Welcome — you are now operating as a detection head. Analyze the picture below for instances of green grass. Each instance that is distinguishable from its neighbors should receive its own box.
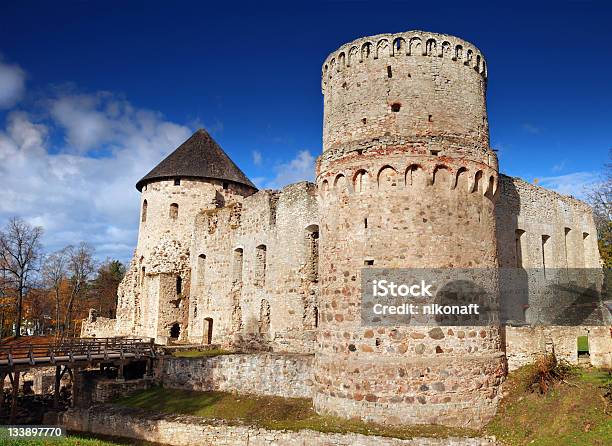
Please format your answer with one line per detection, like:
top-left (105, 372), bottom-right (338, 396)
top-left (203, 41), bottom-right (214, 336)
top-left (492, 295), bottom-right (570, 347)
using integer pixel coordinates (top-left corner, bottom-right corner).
top-left (170, 348), bottom-right (232, 358)
top-left (485, 366), bottom-right (612, 446)
top-left (0, 434), bottom-right (155, 445)
top-left (109, 364), bottom-right (611, 444)
top-left (115, 387), bottom-right (478, 439)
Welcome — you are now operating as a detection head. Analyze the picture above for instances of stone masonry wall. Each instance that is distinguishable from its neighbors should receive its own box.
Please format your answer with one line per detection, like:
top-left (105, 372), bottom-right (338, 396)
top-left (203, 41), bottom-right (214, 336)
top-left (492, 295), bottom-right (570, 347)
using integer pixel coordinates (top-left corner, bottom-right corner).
top-left (188, 182), bottom-right (318, 353)
top-left (58, 405), bottom-right (499, 446)
top-left (504, 326), bottom-right (612, 370)
top-left (156, 353), bottom-right (314, 399)
top-left (314, 30), bottom-right (504, 429)
top-left (496, 175), bottom-right (610, 368)
top-left (112, 177), bottom-right (255, 342)
top-left (496, 175), bottom-right (600, 270)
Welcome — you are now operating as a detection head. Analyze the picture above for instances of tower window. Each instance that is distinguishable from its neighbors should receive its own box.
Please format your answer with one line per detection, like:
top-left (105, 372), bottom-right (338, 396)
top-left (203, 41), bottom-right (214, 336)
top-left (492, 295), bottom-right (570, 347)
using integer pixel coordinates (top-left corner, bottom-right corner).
top-left (391, 103), bottom-right (401, 112)
top-left (364, 259), bottom-right (374, 266)
top-left (305, 225), bottom-right (319, 282)
top-left (176, 275), bottom-right (182, 295)
top-left (362, 117), bottom-right (367, 124)
top-left (174, 178), bottom-right (181, 186)
top-left (169, 203), bottom-right (179, 219)
top-left (387, 66), bottom-right (392, 78)
top-left (428, 114), bottom-right (433, 122)
top-left (141, 200), bottom-right (148, 223)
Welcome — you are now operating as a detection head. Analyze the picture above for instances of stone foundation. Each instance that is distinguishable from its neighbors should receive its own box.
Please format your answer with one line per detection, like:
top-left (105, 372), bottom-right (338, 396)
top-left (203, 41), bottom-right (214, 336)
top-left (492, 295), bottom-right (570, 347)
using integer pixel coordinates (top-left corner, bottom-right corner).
top-left (156, 353), bottom-right (314, 398)
top-left (57, 405), bottom-right (499, 446)
top-left (73, 372), bottom-right (152, 408)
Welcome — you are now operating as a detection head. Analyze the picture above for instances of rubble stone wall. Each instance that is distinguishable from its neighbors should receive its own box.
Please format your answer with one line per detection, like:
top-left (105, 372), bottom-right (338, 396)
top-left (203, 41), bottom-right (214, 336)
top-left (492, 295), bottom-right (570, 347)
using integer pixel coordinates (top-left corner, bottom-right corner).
top-left (157, 353), bottom-right (314, 398)
top-left (188, 182), bottom-right (318, 352)
top-left (58, 405), bottom-right (499, 446)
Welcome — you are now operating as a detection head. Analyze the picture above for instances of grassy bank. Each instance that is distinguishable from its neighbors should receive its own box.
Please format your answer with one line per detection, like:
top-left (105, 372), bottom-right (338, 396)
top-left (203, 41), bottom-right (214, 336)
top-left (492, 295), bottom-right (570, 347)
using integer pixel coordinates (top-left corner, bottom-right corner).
top-left (485, 365), bottom-right (612, 445)
top-left (0, 433), bottom-right (161, 445)
top-left (115, 387), bottom-right (478, 439)
top-left (61, 361), bottom-right (611, 445)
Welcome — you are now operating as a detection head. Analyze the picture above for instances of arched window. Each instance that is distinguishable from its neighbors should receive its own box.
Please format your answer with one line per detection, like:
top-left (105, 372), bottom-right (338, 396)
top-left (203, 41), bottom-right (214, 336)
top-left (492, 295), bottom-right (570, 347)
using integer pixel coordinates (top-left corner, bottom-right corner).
top-left (141, 200), bottom-right (148, 222)
top-left (233, 248), bottom-right (244, 283)
top-left (169, 203), bottom-right (179, 219)
top-left (169, 323), bottom-right (180, 339)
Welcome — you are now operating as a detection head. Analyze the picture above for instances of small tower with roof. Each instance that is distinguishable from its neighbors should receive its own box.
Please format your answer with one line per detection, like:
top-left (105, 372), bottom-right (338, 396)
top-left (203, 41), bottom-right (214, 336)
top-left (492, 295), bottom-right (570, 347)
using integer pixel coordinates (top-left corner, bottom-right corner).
top-left (115, 129), bottom-right (257, 343)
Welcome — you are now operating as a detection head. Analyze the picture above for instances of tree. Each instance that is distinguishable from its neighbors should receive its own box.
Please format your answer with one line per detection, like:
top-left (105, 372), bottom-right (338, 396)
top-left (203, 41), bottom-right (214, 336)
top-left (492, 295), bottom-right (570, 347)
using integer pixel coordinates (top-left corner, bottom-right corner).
top-left (586, 149), bottom-right (612, 267)
top-left (61, 242), bottom-right (95, 338)
top-left (91, 259), bottom-right (125, 318)
top-left (42, 248), bottom-right (68, 336)
top-left (0, 217), bottom-right (43, 337)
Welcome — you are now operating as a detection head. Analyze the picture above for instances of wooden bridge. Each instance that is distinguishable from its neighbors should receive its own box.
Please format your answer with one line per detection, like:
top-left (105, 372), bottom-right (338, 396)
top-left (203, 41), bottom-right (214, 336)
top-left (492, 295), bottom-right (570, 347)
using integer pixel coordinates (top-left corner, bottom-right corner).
top-left (0, 337), bottom-right (156, 422)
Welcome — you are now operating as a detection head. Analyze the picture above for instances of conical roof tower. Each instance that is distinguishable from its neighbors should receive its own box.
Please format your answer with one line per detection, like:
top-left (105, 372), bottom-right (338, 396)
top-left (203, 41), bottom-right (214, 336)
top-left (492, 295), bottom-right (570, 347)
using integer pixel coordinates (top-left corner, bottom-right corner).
top-left (136, 129), bottom-right (256, 191)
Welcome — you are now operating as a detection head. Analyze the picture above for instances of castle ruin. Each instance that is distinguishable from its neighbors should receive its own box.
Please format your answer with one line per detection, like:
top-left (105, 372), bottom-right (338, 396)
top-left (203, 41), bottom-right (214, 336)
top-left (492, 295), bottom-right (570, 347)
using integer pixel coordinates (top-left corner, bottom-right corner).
top-left (82, 30), bottom-right (611, 428)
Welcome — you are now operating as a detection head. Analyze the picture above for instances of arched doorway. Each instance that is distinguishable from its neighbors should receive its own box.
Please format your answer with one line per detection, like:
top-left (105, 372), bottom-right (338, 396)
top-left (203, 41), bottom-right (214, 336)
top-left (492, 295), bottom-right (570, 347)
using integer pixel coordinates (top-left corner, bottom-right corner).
top-left (169, 323), bottom-right (180, 339)
top-left (204, 318), bottom-right (213, 344)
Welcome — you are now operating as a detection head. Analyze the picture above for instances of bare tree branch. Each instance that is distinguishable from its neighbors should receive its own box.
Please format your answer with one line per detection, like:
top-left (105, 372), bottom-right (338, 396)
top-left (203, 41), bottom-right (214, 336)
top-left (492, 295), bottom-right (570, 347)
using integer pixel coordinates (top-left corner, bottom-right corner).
top-left (0, 217), bottom-right (43, 337)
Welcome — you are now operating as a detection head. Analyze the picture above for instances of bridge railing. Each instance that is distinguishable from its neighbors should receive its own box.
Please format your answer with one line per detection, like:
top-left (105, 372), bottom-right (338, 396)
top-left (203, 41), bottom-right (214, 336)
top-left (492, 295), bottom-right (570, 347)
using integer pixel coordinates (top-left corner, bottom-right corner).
top-left (0, 337), bottom-right (155, 368)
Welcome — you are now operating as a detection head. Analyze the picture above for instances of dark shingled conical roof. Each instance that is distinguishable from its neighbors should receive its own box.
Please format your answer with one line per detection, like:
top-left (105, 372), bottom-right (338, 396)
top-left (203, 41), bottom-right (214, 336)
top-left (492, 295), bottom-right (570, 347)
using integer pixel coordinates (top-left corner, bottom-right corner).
top-left (136, 129), bottom-right (257, 191)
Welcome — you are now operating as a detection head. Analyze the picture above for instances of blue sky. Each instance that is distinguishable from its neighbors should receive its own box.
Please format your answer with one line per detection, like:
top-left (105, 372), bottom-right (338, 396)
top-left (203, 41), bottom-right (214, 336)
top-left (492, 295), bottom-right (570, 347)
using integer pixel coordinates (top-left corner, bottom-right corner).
top-left (0, 0), bottom-right (610, 263)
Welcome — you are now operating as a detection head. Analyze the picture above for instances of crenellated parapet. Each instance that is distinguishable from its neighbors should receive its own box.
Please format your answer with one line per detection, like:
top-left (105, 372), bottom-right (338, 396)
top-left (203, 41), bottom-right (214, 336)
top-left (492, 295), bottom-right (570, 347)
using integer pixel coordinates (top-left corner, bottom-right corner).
top-left (322, 30), bottom-right (487, 93)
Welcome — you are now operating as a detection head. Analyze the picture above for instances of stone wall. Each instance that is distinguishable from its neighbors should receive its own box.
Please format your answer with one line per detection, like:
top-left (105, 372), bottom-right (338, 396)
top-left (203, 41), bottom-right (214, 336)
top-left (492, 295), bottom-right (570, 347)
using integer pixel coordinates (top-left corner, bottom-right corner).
top-left (496, 175), bottom-right (610, 368)
top-left (188, 182), bottom-right (319, 352)
top-left (17, 367), bottom-right (57, 394)
top-left (81, 310), bottom-right (117, 338)
top-left (314, 30), bottom-right (504, 429)
top-left (156, 353), bottom-right (314, 399)
top-left (58, 405), bottom-right (499, 446)
top-left (113, 177), bottom-right (255, 342)
top-left (496, 175), bottom-right (600, 271)
top-left (504, 326), bottom-right (612, 370)
top-left (73, 371), bottom-right (152, 408)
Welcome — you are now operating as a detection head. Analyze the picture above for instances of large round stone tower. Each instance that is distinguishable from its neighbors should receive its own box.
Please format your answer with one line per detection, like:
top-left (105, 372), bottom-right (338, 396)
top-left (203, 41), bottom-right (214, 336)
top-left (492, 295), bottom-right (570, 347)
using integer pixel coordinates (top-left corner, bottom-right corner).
top-left (314, 31), bottom-right (505, 428)
top-left (115, 129), bottom-right (257, 342)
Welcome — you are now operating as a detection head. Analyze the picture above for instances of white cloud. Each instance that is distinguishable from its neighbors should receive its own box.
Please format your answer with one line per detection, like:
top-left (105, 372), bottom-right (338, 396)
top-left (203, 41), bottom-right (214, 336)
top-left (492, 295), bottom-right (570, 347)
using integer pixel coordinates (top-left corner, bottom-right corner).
top-left (262, 150), bottom-right (315, 189)
top-left (0, 92), bottom-right (192, 263)
top-left (538, 172), bottom-right (598, 199)
top-left (0, 58), bottom-right (26, 109)
top-left (252, 150), bottom-right (262, 166)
